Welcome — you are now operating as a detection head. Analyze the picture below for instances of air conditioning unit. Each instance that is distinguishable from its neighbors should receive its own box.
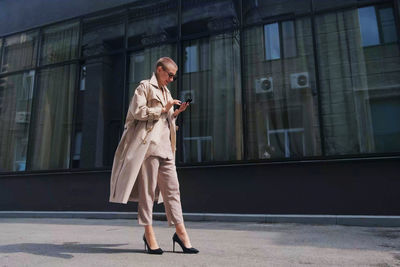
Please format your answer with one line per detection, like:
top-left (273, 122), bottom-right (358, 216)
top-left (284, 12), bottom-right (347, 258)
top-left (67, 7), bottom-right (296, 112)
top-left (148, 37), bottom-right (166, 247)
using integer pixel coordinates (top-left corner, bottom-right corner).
top-left (180, 90), bottom-right (195, 104)
top-left (290, 72), bottom-right (309, 89)
top-left (255, 77), bottom-right (273, 94)
top-left (15, 111), bottom-right (30, 123)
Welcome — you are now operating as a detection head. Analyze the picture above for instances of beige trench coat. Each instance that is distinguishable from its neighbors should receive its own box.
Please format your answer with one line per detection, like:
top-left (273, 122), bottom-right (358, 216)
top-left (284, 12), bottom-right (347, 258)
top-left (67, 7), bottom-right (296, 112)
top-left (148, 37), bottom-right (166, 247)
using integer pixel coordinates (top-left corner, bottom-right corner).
top-left (109, 73), bottom-right (177, 204)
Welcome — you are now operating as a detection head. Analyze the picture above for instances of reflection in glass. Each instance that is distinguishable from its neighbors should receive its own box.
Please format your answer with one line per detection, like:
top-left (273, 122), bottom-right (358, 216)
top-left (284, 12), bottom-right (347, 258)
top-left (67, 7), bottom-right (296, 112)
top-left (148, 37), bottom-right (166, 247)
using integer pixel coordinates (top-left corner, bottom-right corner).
top-left (127, 0), bottom-right (177, 48)
top-left (282, 21), bottom-right (297, 58)
top-left (0, 72), bottom-right (35, 172)
top-left (182, 0), bottom-right (239, 36)
top-left (264, 23), bottom-right (280, 60)
top-left (378, 7), bottom-right (397, 44)
top-left (1, 31), bottom-right (38, 73)
top-left (181, 32), bottom-right (243, 163)
top-left (82, 10), bottom-right (125, 57)
top-left (128, 44), bottom-right (177, 100)
top-left (183, 40), bottom-right (209, 73)
top-left (28, 65), bottom-right (76, 170)
top-left (40, 21), bottom-right (79, 65)
top-left (184, 45), bottom-right (198, 73)
top-left (244, 17), bottom-right (321, 160)
top-left (358, 6), bottom-right (380, 47)
top-left (316, 6), bottom-right (400, 155)
top-left (72, 55), bottom-right (124, 168)
top-left (244, 0), bottom-right (310, 25)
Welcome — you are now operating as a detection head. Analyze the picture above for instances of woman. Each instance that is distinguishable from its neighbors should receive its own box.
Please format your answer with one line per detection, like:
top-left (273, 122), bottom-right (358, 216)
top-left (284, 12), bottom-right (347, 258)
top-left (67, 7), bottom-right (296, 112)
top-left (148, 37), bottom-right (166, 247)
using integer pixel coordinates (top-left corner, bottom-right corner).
top-left (109, 57), bottom-right (198, 255)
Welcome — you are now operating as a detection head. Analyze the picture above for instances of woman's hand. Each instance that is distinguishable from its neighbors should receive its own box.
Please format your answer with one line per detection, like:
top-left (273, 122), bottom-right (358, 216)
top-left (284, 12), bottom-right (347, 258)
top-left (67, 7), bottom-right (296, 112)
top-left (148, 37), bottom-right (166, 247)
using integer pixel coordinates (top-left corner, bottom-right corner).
top-left (177, 102), bottom-right (189, 113)
top-left (162, 99), bottom-right (181, 113)
top-left (173, 101), bottom-right (189, 117)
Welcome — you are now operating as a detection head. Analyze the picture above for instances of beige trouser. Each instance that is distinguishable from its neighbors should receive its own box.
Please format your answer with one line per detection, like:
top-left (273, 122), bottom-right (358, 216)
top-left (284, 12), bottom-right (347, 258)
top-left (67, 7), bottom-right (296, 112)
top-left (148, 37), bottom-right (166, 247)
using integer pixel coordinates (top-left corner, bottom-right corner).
top-left (137, 156), bottom-right (184, 226)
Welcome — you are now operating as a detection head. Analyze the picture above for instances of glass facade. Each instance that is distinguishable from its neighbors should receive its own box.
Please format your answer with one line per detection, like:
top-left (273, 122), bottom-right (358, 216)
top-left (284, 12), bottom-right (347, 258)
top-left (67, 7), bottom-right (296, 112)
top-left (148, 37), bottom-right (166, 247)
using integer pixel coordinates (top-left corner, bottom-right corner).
top-left (28, 65), bottom-right (77, 170)
top-left (315, 5), bottom-right (400, 155)
top-left (0, 0), bottom-right (399, 173)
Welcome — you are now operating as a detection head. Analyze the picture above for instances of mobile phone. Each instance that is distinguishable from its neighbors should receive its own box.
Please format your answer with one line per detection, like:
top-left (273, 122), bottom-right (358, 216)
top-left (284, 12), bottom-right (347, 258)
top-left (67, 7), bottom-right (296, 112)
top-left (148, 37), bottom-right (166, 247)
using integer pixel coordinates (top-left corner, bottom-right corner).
top-left (185, 98), bottom-right (192, 103)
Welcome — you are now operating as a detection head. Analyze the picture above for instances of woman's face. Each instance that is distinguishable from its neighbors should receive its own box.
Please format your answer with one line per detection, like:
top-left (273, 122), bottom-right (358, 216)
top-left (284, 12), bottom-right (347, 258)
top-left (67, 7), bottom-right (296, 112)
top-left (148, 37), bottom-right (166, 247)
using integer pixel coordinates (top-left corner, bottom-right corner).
top-left (157, 64), bottom-right (177, 87)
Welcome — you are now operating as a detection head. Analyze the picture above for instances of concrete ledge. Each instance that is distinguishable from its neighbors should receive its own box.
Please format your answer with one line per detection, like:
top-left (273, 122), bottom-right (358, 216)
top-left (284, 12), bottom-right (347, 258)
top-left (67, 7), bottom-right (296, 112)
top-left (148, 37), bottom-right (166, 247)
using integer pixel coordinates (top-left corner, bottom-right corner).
top-left (1, 211), bottom-right (400, 227)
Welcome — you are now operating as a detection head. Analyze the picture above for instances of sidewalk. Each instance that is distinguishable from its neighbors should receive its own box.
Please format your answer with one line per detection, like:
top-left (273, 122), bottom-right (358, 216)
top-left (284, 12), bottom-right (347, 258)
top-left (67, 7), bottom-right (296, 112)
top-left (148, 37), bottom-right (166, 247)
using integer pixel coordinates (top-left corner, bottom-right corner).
top-left (0, 218), bottom-right (399, 267)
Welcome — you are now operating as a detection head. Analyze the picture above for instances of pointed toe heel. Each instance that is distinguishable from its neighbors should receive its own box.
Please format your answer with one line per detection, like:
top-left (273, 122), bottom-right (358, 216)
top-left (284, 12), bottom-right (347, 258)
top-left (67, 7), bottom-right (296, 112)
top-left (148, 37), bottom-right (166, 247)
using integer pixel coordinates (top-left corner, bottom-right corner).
top-left (172, 233), bottom-right (199, 254)
top-left (143, 234), bottom-right (163, 255)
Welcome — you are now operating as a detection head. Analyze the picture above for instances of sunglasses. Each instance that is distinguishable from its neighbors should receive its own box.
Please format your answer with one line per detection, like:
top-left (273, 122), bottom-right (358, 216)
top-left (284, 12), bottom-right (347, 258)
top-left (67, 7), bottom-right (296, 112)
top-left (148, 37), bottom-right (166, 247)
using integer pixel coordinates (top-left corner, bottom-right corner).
top-left (162, 66), bottom-right (178, 81)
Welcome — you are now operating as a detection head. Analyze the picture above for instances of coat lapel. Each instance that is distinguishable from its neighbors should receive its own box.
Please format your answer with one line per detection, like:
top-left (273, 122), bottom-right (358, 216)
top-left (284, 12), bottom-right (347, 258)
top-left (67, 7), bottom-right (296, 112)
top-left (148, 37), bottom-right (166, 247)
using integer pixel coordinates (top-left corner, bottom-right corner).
top-left (149, 73), bottom-right (166, 106)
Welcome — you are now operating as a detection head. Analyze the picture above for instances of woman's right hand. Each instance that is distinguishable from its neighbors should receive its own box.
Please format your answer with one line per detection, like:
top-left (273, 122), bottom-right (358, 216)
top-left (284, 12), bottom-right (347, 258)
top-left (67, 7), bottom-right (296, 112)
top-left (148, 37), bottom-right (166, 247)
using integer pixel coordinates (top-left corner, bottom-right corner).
top-left (163, 99), bottom-right (181, 113)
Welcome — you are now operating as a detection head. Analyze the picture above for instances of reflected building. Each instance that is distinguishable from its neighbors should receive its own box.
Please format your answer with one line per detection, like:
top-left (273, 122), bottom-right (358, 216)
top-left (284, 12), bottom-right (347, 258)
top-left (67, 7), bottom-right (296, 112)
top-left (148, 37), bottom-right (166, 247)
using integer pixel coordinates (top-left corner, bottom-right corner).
top-left (0, 0), bottom-right (399, 215)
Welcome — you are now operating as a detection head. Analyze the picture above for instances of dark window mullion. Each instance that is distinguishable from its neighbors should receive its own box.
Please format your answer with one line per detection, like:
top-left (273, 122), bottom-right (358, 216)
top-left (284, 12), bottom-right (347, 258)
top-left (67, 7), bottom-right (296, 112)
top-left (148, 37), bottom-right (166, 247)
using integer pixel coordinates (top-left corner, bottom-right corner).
top-left (69, 19), bottom-right (83, 169)
top-left (69, 61), bottom-right (81, 169)
top-left (310, 0), bottom-right (326, 156)
top-left (279, 21), bottom-right (284, 58)
top-left (24, 74), bottom-right (39, 171)
top-left (375, 6), bottom-right (385, 45)
top-left (25, 27), bottom-right (43, 171)
top-left (239, 0), bottom-right (248, 160)
top-left (122, 8), bottom-right (129, 134)
top-left (177, 0), bottom-right (185, 164)
top-left (394, 0), bottom-right (400, 43)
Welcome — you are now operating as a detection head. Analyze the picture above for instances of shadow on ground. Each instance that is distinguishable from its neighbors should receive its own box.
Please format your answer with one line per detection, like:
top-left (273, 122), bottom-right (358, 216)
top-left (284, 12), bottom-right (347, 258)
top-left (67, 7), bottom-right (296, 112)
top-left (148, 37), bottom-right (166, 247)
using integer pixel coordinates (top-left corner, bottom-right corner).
top-left (0, 242), bottom-right (142, 259)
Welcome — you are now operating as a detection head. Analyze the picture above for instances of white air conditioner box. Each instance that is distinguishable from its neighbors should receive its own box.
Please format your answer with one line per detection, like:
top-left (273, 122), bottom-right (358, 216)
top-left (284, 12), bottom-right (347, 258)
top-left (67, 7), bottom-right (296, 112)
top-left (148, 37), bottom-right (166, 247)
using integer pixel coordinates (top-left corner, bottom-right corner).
top-left (290, 72), bottom-right (309, 89)
top-left (255, 77), bottom-right (273, 93)
top-left (15, 111), bottom-right (30, 123)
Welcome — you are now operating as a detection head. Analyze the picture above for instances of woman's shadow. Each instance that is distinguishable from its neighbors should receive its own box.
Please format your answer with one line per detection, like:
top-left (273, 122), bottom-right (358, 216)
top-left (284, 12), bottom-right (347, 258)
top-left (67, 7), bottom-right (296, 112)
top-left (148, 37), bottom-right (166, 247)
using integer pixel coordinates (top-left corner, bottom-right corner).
top-left (0, 242), bottom-right (143, 259)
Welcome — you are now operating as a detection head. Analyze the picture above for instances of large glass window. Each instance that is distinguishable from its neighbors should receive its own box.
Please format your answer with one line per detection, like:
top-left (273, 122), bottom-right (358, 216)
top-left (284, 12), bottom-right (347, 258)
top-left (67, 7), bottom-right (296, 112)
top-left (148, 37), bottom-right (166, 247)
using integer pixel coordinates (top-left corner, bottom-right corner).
top-left (315, 5), bottom-right (400, 155)
top-left (82, 10), bottom-right (125, 57)
top-left (72, 54), bottom-right (124, 169)
top-left (1, 31), bottom-right (38, 73)
top-left (243, 16), bottom-right (321, 160)
top-left (180, 31), bottom-right (243, 163)
top-left (40, 21), bottom-right (79, 65)
top-left (127, 0), bottom-right (177, 49)
top-left (0, 71), bottom-right (35, 172)
top-left (28, 65), bottom-right (76, 170)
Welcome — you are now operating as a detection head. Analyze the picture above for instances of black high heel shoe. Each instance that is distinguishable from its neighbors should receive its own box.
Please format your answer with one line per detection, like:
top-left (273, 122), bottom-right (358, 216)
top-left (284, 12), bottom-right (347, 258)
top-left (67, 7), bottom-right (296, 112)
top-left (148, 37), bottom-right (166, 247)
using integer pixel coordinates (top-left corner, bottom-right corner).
top-left (143, 234), bottom-right (163, 255)
top-left (172, 233), bottom-right (199, 254)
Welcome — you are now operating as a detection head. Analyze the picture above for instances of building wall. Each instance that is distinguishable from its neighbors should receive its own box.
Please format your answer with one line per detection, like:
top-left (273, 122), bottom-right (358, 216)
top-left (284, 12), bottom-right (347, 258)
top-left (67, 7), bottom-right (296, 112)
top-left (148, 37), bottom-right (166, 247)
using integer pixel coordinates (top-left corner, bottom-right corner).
top-left (1, 157), bottom-right (399, 215)
top-left (0, 0), bottom-right (399, 214)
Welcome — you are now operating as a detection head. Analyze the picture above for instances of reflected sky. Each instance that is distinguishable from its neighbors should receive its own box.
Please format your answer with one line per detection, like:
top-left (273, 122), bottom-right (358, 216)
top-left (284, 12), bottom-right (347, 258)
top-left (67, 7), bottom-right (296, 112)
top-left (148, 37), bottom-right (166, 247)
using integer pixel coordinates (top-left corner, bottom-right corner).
top-left (358, 6), bottom-right (380, 47)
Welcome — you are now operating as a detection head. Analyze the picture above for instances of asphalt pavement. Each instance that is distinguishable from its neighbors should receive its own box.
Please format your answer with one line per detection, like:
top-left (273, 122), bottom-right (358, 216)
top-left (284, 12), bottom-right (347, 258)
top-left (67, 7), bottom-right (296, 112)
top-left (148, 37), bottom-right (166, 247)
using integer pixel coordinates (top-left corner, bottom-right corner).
top-left (0, 218), bottom-right (399, 267)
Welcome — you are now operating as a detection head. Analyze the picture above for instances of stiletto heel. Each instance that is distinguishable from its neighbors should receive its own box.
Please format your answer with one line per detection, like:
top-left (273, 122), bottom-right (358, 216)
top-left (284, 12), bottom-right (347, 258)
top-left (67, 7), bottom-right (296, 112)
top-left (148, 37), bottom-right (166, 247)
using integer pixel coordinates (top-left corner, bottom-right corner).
top-left (172, 233), bottom-right (199, 254)
top-left (143, 234), bottom-right (163, 255)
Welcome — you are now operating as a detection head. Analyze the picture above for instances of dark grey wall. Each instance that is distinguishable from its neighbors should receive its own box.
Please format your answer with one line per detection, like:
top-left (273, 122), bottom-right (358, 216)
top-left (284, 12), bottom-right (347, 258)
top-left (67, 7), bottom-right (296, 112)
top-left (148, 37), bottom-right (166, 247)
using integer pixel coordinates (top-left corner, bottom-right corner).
top-left (1, 158), bottom-right (399, 215)
top-left (0, 0), bottom-right (139, 36)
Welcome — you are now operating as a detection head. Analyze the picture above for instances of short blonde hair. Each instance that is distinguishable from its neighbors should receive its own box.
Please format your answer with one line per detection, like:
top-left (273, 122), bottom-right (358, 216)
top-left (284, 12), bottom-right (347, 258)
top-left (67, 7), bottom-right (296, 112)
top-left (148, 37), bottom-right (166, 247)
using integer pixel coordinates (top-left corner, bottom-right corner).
top-left (155, 57), bottom-right (178, 71)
